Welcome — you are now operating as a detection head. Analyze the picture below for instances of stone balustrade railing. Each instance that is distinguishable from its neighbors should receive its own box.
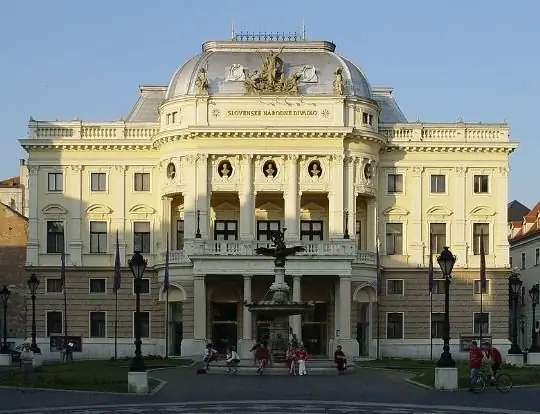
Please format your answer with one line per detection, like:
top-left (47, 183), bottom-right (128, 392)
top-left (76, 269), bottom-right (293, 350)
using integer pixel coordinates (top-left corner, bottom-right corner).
top-left (158, 240), bottom-right (376, 265)
top-left (26, 120), bottom-right (509, 143)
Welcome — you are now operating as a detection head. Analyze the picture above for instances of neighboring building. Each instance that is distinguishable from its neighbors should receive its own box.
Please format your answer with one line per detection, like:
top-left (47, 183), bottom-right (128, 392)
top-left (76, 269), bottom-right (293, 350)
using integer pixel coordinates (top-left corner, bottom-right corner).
top-left (509, 201), bottom-right (540, 350)
top-left (0, 202), bottom-right (29, 340)
top-left (19, 34), bottom-right (517, 361)
top-left (0, 159), bottom-right (29, 217)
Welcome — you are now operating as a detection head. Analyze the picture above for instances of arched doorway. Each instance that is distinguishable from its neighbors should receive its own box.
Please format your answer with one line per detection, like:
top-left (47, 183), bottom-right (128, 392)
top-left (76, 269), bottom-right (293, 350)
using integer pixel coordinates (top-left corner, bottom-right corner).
top-left (159, 283), bottom-right (186, 356)
top-left (353, 283), bottom-right (376, 358)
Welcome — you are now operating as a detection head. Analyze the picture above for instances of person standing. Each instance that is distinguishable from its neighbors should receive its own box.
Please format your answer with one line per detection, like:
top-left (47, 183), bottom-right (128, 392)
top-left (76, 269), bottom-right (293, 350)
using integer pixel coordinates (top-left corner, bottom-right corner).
top-left (19, 343), bottom-right (34, 392)
top-left (468, 340), bottom-right (484, 391)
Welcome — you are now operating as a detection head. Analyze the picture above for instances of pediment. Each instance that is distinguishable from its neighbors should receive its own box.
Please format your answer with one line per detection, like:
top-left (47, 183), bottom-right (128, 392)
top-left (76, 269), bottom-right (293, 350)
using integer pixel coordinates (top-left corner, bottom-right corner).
top-left (256, 202), bottom-right (282, 212)
top-left (129, 204), bottom-right (156, 214)
top-left (42, 204), bottom-right (68, 215)
top-left (86, 204), bottom-right (113, 215)
top-left (426, 205), bottom-right (453, 216)
top-left (382, 206), bottom-right (410, 216)
top-left (469, 206), bottom-right (496, 217)
top-left (300, 202), bottom-right (325, 212)
top-left (214, 201), bottom-right (239, 211)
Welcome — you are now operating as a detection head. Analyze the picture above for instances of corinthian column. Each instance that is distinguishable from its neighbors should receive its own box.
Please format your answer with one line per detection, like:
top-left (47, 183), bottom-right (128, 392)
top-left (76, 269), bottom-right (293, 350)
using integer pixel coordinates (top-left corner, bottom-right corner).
top-left (284, 155), bottom-right (299, 240)
top-left (239, 155), bottom-right (255, 240)
top-left (328, 155), bottom-right (345, 239)
top-left (195, 154), bottom-right (209, 238)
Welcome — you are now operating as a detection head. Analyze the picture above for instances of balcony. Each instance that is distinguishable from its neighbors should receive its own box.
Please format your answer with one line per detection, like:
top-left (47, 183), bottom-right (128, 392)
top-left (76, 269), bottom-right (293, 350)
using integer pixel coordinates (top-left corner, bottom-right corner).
top-left (159, 240), bottom-right (376, 266)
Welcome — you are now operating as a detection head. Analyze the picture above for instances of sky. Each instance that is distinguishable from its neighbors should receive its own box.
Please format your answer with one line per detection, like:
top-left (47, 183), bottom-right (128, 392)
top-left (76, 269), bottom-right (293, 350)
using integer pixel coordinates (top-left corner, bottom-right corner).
top-left (0, 0), bottom-right (538, 207)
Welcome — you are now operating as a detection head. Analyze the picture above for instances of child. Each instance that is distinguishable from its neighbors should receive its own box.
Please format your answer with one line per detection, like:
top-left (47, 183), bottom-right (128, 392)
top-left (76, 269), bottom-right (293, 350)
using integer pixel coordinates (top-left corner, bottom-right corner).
top-left (468, 340), bottom-right (484, 391)
top-left (295, 345), bottom-right (308, 376)
top-left (225, 346), bottom-right (240, 375)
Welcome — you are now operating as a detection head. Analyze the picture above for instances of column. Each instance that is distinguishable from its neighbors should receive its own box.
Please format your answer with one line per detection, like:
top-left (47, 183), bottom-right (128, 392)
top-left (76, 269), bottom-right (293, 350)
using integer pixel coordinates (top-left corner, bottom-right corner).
top-left (339, 276), bottom-right (352, 339)
top-left (68, 165), bottom-right (83, 266)
top-left (453, 167), bottom-right (467, 263)
top-left (242, 275), bottom-right (252, 339)
top-left (26, 166), bottom-right (39, 265)
top-left (195, 154), bottom-right (209, 238)
top-left (494, 166), bottom-right (510, 267)
top-left (344, 156), bottom-right (356, 240)
top-left (366, 198), bottom-right (377, 251)
top-left (183, 156), bottom-right (197, 239)
top-left (328, 155), bottom-right (345, 239)
top-left (291, 275), bottom-right (302, 339)
top-left (284, 155), bottom-right (300, 240)
top-left (161, 197), bottom-right (172, 249)
top-left (113, 166), bottom-right (126, 265)
top-left (239, 155), bottom-right (255, 240)
top-left (193, 275), bottom-right (207, 340)
top-left (409, 166), bottom-right (423, 264)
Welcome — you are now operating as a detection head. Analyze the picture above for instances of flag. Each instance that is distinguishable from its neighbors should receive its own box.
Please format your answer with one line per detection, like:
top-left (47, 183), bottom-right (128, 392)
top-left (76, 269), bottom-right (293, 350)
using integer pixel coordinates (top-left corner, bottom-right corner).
top-left (428, 231), bottom-right (434, 293)
top-left (163, 234), bottom-right (170, 292)
top-left (376, 241), bottom-right (382, 297)
top-left (60, 247), bottom-right (66, 288)
top-left (113, 231), bottom-right (121, 293)
top-left (479, 228), bottom-right (486, 291)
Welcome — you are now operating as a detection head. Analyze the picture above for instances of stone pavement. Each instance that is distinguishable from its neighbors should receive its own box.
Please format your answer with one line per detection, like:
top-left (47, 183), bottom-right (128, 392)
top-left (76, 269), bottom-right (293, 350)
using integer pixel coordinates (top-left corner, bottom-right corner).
top-left (0, 368), bottom-right (538, 413)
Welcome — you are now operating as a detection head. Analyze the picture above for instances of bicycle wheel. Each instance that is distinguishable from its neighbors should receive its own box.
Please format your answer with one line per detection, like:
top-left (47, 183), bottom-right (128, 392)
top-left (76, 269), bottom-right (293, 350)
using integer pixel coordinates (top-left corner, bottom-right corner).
top-left (471, 372), bottom-right (487, 393)
top-left (495, 373), bottom-right (512, 393)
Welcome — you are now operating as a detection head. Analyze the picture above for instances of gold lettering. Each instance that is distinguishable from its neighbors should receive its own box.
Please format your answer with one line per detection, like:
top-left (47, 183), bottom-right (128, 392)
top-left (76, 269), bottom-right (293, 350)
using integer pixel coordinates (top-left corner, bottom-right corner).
top-left (225, 109), bottom-right (319, 117)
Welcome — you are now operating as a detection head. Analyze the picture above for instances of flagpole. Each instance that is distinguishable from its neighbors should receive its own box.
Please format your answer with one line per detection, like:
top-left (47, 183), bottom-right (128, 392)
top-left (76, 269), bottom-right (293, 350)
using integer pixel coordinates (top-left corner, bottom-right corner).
top-left (61, 248), bottom-right (68, 362)
top-left (165, 233), bottom-right (170, 359)
top-left (430, 292), bottom-right (433, 360)
top-left (429, 231), bottom-right (434, 361)
top-left (479, 229), bottom-right (486, 346)
top-left (376, 239), bottom-right (381, 360)
top-left (115, 289), bottom-right (118, 359)
top-left (113, 230), bottom-right (122, 360)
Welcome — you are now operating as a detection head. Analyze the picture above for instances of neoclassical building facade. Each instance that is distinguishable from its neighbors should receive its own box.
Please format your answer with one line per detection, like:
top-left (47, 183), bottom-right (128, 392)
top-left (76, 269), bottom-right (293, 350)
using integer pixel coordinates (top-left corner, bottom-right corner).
top-left (20, 36), bottom-right (517, 360)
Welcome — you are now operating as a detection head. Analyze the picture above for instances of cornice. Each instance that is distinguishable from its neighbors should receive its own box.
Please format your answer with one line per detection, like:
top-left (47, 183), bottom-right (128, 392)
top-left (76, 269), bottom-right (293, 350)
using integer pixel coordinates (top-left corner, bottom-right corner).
top-left (384, 141), bottom-right (518, 154)
top-left (19, 140), bottom-right (155, 151)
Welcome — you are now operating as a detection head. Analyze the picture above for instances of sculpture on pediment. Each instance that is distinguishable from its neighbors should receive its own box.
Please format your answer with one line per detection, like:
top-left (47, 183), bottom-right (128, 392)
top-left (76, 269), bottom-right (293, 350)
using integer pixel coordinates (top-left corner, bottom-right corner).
top-left (195, 68), bottom-right (209, 95)
top-left (333, 67), bottom-right (344, 96)
top-left (243, 48), bottom-right (301, 96)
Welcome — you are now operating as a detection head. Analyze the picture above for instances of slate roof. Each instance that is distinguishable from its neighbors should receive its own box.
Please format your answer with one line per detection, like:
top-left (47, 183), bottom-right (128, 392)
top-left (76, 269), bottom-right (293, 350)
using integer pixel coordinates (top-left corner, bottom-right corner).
top-left (509, 201), bottom-right (540, 244)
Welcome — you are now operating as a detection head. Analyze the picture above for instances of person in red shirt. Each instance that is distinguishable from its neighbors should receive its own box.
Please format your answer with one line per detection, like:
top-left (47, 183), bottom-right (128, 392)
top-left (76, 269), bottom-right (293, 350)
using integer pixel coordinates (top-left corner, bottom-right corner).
top-left (255, 342), bottom-right (271, 373)
top-left (469, 340), bottom-right (484, 391)
top-left (295, 346), bottom-right (309, 376)
top-left (482, 341), bottom-right (502, 381)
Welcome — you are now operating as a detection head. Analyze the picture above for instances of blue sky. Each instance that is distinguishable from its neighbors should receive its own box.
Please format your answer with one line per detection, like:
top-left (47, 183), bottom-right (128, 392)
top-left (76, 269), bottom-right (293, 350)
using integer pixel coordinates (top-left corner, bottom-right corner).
top-left (1, 0), bottom-right (538, 207)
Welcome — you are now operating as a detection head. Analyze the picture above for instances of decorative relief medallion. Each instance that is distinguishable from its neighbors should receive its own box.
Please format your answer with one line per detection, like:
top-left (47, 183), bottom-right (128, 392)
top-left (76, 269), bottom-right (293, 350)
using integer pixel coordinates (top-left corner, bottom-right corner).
top-left (321, 109), bottom-right (330, 118)
top-left (308, 160), bottom-right (323, 178)
top-left (212, 108), bottom-right (221, 118)
top-left (166, 162), bottom-right (176, 179)
top-left (262, 159), bottom-right (278, 178)
top-left (225, 64), bottom-right (246, 82)
top-left (218, 160), bottom-right (233, 178)
top-left (298, 65), bottom-right (318, 83)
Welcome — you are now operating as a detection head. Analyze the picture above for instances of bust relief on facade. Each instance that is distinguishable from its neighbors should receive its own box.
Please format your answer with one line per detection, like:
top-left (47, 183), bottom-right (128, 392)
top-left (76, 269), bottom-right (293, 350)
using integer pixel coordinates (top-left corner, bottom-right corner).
top-left (263, 160), bottom-right (278, 178)
top-left (166, 162), bottom-right (176, 180)
top-left (218, 160), bottom-right (233, 178)
top-left (363, 163), bottom-right (373, 181)
top-left (308, 160), bottom-right (323, 178)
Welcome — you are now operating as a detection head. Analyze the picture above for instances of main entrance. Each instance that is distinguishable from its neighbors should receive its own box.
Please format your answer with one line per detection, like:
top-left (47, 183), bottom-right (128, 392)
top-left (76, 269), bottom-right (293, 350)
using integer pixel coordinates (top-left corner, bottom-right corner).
top-left (301, 302), bottom-right (328, 356)
top-left (211, 302), bottom-right (238, 354)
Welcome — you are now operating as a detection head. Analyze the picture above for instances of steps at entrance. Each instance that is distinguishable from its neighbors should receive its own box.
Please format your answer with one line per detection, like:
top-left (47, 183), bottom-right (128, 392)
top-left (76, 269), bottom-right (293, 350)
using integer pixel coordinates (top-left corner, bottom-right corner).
top-left (206, 359), bottom-right (355, 376)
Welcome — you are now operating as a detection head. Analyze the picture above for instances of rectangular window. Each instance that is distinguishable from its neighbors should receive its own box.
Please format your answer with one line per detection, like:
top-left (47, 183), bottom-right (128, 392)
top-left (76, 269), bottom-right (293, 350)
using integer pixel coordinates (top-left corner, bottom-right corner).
top-left (429, 223), bottom-right (446, 253)
top-left (133, 222), bottom-right (151, 253)
top-left (89, 278), bottom-right (106, 294)
top-left (385, 223), bottom-right (403, 255)
top-left (89, 312), bottom-right (106, 338)
top-left (133, 311), bottom-right (150, 338)
top-left (46, 278), bottom-right (63, 294)
top-left (132, 278), bottom-right (150, 295)
top-left (90, 221), bottom-right (108, 253)
top-left (473, 312), bottom-right (490, 335)
top-left (46, 311), bottom-right (63, 336)
top-left (473, 175), bottom-right (489, 193)
top-left (90, 172), bottom-right (107, 192)
top-left (431, 312), bottom-right (445, 339)
top-left (432, 279), bottom-right (445, 294)
top-left (46, 221), bottom-right (65, 254)
top-left (356, 220), bottom-right (361, 249)
top-left (387, 174), bottom-right (403, 193)
top-left (386, 313), bottom-right (404, 339)
top-left (430, 175), bottom-right (446, 193)
top-left (521, 252), bottom-right (526, 270)
top-left (134, 173), bottom-right (150, 192)
top-left (472, 223), bottom-right (489, 255)
top-left (362, 112), bottom-right (373, 125)
top-left (473, 279), bottom-right (490, 295)
top-left (176, 220), bottom-right (184, 249)
top-left (386, 279), bottom-right (404, 295)
top-left (300, 220), bottom-right (324, 241)
top-left (47, 172), bottom-right (63, 192)
top-left (257, 220), bottom-right (281, 241)
top-left (536, 248), bottom-right (540, 266)
top-left (214, 220), bottom-right (238, 241)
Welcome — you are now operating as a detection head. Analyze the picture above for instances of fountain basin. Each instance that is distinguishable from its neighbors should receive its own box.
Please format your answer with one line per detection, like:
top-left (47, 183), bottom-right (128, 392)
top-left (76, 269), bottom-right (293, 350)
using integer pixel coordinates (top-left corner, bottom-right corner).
top-left (244, 300), bottom-right (315, 317)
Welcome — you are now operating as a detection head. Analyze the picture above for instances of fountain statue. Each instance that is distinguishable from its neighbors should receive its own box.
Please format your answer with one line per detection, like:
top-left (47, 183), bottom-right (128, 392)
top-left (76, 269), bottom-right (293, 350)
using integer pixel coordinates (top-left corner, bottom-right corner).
top-left (245, 228), bottom-right (315, 361)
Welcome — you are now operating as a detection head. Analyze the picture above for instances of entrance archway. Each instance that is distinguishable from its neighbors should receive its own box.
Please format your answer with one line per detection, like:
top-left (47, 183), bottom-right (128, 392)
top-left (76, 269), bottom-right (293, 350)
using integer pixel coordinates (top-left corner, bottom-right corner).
top-left (353, 283), bottom-right (376, 358)
top-left (159, 283), bottom-right (186, 355)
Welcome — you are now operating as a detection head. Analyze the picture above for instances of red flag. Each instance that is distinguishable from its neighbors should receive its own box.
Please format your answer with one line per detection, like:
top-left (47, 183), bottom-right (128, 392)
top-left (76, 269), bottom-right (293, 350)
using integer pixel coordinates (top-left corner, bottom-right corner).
top-left (113, 231), bottom-right (121, 293)
top-left (479, 229), bottom-right (486, 291)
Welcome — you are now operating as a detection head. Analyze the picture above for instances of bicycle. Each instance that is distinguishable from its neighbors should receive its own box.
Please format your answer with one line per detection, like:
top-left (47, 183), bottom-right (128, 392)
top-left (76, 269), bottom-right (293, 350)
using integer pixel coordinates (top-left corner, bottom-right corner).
top-left (471, 368), bottom-right (512, 393)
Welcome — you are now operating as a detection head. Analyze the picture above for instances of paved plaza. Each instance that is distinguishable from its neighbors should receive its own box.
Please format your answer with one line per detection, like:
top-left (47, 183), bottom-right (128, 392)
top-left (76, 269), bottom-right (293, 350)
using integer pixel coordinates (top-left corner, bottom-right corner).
top-left (0, 368), bottom-right (538, 413)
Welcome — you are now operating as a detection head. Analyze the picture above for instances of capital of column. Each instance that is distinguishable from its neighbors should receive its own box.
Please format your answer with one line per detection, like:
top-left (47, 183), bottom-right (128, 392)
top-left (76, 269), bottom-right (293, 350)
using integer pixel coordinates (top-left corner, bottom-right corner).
top-left (193, 274), bottom-right (205, 281)
top-left (243, 274), bottom-right (253, 280)
top-left (339, 275), bottom-right (352, 280)
top-left (161, 196), bottom-right (173, 202)
top-left (292, 274), bottom-right (302, 281)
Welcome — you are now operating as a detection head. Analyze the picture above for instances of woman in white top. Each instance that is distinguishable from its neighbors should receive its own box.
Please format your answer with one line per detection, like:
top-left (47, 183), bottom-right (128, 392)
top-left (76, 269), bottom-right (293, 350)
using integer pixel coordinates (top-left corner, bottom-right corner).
top-left (226, 346), bottom-right (240, 375)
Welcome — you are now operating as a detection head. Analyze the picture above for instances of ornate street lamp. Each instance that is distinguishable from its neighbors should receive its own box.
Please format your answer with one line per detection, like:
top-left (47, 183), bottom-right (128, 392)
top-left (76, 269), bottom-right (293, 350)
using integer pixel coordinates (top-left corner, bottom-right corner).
top-left (436, 247), bottom-right (456, 367)
top-left (508, 271), bottom-right (522, 354)
top-left (0, 286), bottom-right (11, 354)
top-left (128, 251), bottom-right (147, 372)
top-left (343, 210), bottom-right (350, 239)
top-left (27, 274), bottom-right (41, 353)
top-left (529, 283), bottom-right (540, 352)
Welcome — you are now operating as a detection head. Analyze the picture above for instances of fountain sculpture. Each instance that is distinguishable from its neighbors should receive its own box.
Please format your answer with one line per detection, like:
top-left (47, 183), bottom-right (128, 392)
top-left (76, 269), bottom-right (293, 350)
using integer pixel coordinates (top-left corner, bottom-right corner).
top-left (244, 228), bottom-right (315, 361)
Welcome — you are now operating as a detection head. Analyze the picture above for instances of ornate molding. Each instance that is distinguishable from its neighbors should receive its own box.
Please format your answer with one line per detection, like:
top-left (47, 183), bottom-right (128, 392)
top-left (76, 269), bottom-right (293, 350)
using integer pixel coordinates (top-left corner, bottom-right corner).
top-left (69, 165), bottom-right (83, 173)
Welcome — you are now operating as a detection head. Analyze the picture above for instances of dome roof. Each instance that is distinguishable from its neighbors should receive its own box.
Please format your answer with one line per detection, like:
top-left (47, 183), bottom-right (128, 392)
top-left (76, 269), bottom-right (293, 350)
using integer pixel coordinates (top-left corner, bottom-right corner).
top-left (166, 40), bottom-right (372, 100)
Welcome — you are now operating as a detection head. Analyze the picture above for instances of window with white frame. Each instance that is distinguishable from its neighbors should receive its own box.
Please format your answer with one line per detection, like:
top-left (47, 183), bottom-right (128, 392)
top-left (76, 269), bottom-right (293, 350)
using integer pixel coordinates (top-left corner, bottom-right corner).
top-left (90, 172), bottom-right (107, 192)
top-left (431, 312), bottom-right (445, 338)
top-left (47, 172), bottom-right (63, 192)
top-left (46, 221), bottom-right (65, 253)
top-left (387, 174), bottom-right (403, 193)
top-left (429, 223), bottom-right (446, 253)
top-left (89, 311), bottom-right (106, 337)
top-left (385, 223), bottom-right (403, 255)
top-left (473, 312), bottom-right (490, 335)
top-left (90, 221), bottom-right (107, 254)
top-left (46, 311), bottom-right (63, 336)
top-left (134, 172), bottom-right (150, 192)
top-left (473, 279), bottom-right (490, 295)
top-left (133, 311), bottom-right (150, 338)
top-left (132, 278), bottom-right (150, 295)
top-left (46, 278), bottom-right (63, 294)
top-left (473, 175), bottom-right (489, 193)
top-left (386, 279), bottom-right (404, 295)
top-left (133, 222), bottom-right (151, 253)
top-left (386, 313), bottom-right (403, 339)
top-left (430, 175), bottom-right (446, 193)
top-left (536, 248), bottom-right (540, 266)
top-left (89, 278), bottom-right (106, 294)
top-left (521, 252), bottom-right (526, 270)
top-left (472, 223), bottom-right (489, 255)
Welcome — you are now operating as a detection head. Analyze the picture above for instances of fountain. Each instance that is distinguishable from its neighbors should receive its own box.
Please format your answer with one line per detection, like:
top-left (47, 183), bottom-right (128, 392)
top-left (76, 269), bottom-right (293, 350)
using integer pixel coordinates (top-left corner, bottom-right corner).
top-left (244, 228), bottom-right (315, 362)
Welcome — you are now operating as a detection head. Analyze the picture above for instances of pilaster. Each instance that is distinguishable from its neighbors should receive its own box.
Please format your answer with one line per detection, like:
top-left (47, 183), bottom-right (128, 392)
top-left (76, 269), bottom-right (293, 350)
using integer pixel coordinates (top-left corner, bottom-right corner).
top-left (345, 156), bottom-right (356, 240)
top-left (161, 197), bottom-right (173, 249)
top-left (290, 275), bottom-right (302, 339)
top-left (453, 167), bottom-right (468, 264)
top-left (328, 155), bottom-right (345, 239)
top-left (183, 155), bottom-right (197, 239)
top-left (193, 275), bottom-right (207, 341)
top-left (26, 165), bottom-right (39, 266)
top-left (339, 276), bottom-right (352, 339)
top-left (366, 198), bottom-right (377, 250)
top-left (113, 165), bottom-right (126, 265)
top-left (284, 155), bottom-right (300, 240)
top-left (195, 154), bottom-right (209, 239)
top-left (494, 166), bottom-right (510, 267)
top-left (239, 155), bottom-right (255, 240)
top-left (67, 165), bottom-right (83, 266)
top-left (409, 166), bottom-right (424, 264)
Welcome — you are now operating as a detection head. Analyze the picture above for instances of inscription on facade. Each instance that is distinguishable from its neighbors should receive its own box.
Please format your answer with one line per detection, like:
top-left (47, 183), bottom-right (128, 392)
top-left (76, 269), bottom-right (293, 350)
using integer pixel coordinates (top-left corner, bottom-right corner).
top-left (226, 109), bottom-right (318, 117)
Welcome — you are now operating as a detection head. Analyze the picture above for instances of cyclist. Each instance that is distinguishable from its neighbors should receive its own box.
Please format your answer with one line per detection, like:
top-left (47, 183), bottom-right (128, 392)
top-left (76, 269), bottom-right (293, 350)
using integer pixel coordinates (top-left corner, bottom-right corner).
top-left (255, 341), bottom-right (271, 374)
top-left (468, 340), bottom-right (484, 392)
top-left (482, 341), bottom-right (503, 382)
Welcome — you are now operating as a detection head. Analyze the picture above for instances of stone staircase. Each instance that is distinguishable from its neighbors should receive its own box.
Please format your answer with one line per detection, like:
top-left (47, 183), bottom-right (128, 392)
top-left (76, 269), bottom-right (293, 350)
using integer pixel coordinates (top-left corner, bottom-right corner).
top-left (206, 358), bottom-right (356, 376)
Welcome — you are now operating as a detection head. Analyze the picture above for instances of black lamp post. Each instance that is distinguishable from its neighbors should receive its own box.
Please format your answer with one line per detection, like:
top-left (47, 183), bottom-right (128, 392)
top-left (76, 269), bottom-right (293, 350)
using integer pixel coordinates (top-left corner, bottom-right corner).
top-left (27, 274), bottom-right (41, 353)
top-left (343, 210), bottom-right (350, 239)
top-left (195, 210), bottom-right (201, 238)
top-left (529, 283), bottom-right (540, 352)
top-left (128, 251), bottom-right (148, 372)
top-left (436, 247), bottom-right (456, 368)
top-left (0, 286), bottom-right (11, 354)
top-left (508, 271), bottom-right (522, 354)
